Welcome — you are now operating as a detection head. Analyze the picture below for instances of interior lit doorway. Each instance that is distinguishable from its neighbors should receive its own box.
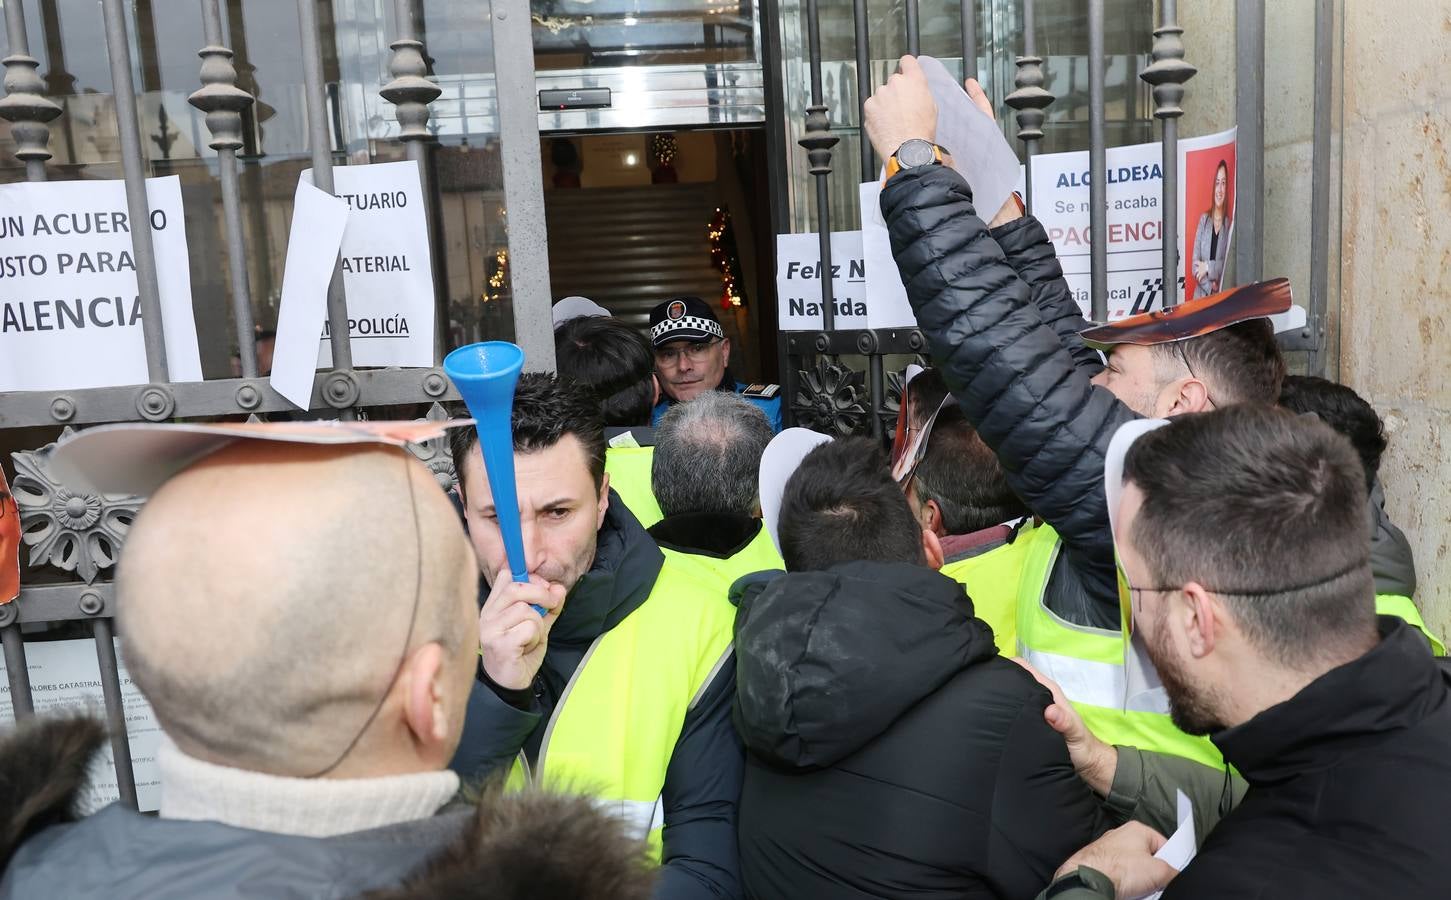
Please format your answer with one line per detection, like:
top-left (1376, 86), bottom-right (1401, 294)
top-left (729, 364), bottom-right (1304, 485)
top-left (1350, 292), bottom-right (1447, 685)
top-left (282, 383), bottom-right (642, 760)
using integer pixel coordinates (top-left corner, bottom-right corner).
top-left (540, 127), bottom-right (777, 383)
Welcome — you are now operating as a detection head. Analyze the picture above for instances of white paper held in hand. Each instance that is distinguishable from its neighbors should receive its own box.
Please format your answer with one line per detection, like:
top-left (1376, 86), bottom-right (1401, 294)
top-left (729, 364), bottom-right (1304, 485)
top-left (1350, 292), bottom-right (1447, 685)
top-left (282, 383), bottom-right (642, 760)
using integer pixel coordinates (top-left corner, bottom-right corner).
top-left (916, 55), bottom-right (1022, 219)
top-left (861, 56), bottom-right (1022, 330)
top-left (270, 181), bottom-right (349, 410)
top-left (1135, 789), bottom-right (1196, 900)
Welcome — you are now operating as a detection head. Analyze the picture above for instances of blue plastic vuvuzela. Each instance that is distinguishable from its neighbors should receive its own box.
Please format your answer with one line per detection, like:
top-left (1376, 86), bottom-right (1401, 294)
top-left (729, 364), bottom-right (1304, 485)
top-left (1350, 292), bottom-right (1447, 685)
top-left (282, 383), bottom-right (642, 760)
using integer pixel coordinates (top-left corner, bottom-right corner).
top-left (442, 342), bottom-right (544, 615)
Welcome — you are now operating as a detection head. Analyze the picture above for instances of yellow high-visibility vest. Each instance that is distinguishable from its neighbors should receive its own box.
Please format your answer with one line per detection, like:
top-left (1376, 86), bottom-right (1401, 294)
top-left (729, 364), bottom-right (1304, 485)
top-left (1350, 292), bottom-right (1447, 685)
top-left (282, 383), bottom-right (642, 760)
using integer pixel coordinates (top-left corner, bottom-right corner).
top-left (661, 523), bottom-right (783, 599)
top-left (940, 523), bottom-right (1036, 655)
top-left (1014, 524), bottom-right (1223, 768)
top-left (605, 446), bottom-right (663, 528)
top-left (1376, 594), bottom-right (1445, 655)
top-left (507, 559), bottom-right (734, 860)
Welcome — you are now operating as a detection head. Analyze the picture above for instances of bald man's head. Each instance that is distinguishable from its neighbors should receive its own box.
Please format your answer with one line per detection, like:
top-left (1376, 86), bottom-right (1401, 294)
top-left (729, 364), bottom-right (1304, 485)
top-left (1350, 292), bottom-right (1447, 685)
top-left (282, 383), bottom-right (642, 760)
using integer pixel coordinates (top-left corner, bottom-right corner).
top-left (117, 441), bottom-right (478, 777)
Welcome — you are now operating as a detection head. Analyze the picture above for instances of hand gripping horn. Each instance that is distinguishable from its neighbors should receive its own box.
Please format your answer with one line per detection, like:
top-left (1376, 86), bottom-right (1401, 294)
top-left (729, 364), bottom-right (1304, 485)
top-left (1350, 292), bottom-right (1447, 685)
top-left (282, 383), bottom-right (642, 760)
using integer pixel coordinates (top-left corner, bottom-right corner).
top-left (443, 341), bottom-right (545, 615)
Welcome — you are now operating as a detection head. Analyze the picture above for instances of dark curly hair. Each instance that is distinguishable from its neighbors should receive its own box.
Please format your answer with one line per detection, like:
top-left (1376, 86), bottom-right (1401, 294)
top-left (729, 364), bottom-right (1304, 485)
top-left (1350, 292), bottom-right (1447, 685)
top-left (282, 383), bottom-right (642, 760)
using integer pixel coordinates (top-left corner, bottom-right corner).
top-left (448, 373), bottom-right (606, 501)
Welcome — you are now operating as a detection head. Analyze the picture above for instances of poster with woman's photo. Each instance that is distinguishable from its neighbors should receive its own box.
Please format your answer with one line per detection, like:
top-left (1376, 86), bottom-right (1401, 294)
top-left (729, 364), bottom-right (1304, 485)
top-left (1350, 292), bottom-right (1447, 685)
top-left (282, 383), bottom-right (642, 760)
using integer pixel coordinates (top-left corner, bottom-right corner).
top-left (1180, 129), bottom-right (1238, 304)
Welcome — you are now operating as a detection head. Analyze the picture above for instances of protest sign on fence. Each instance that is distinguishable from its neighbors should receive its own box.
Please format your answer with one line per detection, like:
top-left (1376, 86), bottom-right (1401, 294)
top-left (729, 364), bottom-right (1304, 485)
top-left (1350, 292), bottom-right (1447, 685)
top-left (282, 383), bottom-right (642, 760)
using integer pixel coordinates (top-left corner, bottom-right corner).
top-left (775, 231), bottom-right (869, 331)
top-left (0, 176), bottom-right (202, 392)
top-left (302, 160), bottom-right (436, 368)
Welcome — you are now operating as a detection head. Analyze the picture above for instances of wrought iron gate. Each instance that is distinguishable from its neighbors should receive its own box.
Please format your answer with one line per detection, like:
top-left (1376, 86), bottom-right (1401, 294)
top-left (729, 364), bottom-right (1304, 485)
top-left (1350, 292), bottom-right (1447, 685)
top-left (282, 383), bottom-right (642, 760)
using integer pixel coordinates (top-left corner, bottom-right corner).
top-left (772, 0), bottom-right (1335, 438)
top-left (0, 0), bottom-right (553, 806)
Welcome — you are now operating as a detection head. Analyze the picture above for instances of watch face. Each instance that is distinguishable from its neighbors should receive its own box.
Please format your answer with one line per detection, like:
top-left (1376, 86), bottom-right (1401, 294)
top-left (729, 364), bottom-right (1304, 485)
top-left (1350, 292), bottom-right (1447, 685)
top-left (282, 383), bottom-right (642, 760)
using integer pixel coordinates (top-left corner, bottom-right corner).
top-left (897, 139), bottom-right (936, 168)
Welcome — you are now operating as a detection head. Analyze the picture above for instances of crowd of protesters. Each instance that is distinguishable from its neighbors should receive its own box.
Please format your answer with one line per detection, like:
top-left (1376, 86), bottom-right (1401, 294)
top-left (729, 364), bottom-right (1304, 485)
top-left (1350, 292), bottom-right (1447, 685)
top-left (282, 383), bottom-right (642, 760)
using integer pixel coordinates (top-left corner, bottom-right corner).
top-left (3, 55), bottom-right (1449, 900)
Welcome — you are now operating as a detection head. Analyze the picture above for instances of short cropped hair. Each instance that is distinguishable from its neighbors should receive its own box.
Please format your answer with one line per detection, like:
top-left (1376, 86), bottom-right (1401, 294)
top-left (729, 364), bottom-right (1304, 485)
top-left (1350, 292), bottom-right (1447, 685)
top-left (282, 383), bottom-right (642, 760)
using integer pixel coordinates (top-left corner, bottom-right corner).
top-left (449, 373), bottom-right (607, 500)
top-left (554, 316), bottom-right (656, 427)
top-left (653, 392), bottom-right (772, 518)
top-left (779, 438), bottom-right (925, 572)
top-left (912, 403), bottom-right (1027, 534)
top-left (1150, 318), bottom-right (1286, 406)
top-left (1279, 375), bottom-right (1387, 489)
top-left (1123, 404), bottom-right (1375, 667)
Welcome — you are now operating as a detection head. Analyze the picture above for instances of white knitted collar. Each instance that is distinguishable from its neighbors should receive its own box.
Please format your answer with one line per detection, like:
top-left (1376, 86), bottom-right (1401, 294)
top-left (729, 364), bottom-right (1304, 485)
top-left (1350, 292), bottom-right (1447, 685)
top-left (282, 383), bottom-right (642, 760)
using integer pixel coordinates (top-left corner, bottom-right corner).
top-left (157, 736), bottom-right (461, 838)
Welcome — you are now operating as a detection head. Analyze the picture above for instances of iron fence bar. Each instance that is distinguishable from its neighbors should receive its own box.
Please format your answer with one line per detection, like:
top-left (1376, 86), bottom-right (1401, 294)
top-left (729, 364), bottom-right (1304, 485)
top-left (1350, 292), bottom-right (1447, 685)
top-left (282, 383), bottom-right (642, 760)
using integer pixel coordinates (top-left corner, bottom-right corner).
top-left (1087, 0), bottom-right (1108, 320)
top-left (1304, 0), bottom-right (1333, 373)
top-left (852, 0), bottom-right (873, 181)
top-left (784, 327), bottom-right (925, 357)
top-left (1234, 0), bottom-right (1264, 284)
top-left (1142, 0), bottom-right (1195, 307)
top-left (0, 368), bottom-right (460, 430)
top-left (868, 351), bottom-right (885, 441)
top-left (13, 584), bottom-right (117, 624)
top-left (297, 0), bottom-right (358, 416)
top-left (494, 0), bottom-right (556, 371)
top-left (801, 0), bottom-right (838, 332)
top-left (905, 0), bottom-right (921, 57)
top-left (191, 0), bottom-right (259, 378)
top-left (100, 0), bottom-right (170, 381)
top-left (382, 0), bottom-right (445, 365)
top-left (961, 0), bottom-right (977, 82)
top-left (1, 615), bottom-right (35, 720)
top-left (1004, 0), bottom-right (1051, 213)
top-left (1022, 0), bottom-right (1036, 57)
top-left (92, 618), bottom-right (139, 809)
top-left (760, 0), bottom-right (791, 421)
top-left (0, 1), bottom-right (61, 181)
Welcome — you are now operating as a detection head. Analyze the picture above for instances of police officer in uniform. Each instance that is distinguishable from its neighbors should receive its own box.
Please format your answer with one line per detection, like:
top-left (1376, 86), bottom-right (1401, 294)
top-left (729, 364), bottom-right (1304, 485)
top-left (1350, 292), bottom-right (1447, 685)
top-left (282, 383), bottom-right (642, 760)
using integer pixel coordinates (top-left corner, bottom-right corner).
top-left (649, 296), bottom-right (782, 432)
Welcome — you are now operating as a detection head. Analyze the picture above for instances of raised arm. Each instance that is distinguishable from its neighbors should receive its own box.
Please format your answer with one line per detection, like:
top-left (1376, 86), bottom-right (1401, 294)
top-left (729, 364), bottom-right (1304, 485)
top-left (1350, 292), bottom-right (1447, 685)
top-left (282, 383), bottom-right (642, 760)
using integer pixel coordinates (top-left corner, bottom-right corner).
top-left (991, 214), bottom-right (1104, 374)
top-left (880, 163), bottom-right (1133, 608)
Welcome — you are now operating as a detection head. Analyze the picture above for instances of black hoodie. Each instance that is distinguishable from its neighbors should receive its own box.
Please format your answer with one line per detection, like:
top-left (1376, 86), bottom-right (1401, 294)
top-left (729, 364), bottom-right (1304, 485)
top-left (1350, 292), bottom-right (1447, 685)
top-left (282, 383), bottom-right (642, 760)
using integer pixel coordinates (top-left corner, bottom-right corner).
top-left (732, 562), bottom-right (1108, 899)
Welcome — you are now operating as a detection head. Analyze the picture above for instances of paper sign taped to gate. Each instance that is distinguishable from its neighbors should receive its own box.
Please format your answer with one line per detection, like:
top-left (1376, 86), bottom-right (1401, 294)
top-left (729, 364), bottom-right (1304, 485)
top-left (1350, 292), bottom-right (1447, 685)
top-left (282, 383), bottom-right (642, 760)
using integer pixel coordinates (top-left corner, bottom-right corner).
top-left (0, 176), bottom-right (202, 391)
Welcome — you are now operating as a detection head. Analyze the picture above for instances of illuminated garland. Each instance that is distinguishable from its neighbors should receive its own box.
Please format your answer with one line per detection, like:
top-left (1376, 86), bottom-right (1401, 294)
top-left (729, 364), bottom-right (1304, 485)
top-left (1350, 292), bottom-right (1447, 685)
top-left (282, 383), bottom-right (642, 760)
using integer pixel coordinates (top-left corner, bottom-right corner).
top-left (708, 207), bottom-right (747, 309)
top-left (650, 133), bottom-right (678, 166)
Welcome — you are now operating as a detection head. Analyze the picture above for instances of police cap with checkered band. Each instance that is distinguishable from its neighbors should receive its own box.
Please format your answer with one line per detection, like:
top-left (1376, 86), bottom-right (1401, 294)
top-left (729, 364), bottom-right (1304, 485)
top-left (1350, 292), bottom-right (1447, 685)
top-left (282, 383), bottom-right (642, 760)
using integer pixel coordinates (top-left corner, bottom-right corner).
top-left (648, 296), bottom-right (726, 348)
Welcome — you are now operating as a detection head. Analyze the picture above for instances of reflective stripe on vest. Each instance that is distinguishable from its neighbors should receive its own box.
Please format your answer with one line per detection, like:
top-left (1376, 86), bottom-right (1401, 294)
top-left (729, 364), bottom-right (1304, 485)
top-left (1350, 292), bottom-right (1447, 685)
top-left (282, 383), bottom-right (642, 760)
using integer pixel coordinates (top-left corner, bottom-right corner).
top-left (1015, 525), bottom-right (1222, 768)
top-left (941, 523), bottom-right (1036, 655)
top-left (605, 446), bottom-right (663, 529)
top-left (1377, 593), bottom-right (1446, 656)
top-left (507, 559), bottom-right (735, 860)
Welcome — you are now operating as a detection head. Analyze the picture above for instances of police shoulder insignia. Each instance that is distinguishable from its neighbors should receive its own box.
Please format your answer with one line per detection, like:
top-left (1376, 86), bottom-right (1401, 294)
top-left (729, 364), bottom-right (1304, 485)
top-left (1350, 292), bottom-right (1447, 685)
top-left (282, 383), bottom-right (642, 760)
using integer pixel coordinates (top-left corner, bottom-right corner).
top-left (742, 383), bottom-right (780, 399)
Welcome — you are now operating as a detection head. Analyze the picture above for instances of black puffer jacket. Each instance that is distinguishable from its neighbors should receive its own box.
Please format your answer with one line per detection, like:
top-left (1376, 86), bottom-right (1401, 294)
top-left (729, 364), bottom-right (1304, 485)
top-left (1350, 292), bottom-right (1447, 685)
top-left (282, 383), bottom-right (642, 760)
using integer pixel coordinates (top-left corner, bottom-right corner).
top-left (732, 563), bottom-right (1108, 899)
top-left (882, 166), bottom-right (1137, 626)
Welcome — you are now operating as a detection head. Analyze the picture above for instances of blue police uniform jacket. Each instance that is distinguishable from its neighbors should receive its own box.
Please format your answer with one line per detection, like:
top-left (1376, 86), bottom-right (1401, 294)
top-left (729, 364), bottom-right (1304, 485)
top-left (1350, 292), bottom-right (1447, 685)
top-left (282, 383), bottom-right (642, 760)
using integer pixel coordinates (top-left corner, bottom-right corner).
top-left (652, 380), bottom-right (782, 432)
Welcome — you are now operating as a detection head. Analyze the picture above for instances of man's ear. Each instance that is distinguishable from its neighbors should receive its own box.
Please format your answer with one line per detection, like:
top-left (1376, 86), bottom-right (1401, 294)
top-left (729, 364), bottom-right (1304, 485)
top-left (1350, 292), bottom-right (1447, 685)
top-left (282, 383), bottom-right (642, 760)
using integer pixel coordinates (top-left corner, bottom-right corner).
top-left (1178, 582), bottom-right (1220, 660)
top-left (922, 528), bottom-right (945, 570)
top-left (924, 498), bottom-right (945, 536)
top-left (651, 373), bottom-right (661, 406)
top-left (596, 471), bottom-right (611, 529)
top-left (402, 642), bottom-right (451, 753)
top-left (1162, 377), bottom-right (1212, 417)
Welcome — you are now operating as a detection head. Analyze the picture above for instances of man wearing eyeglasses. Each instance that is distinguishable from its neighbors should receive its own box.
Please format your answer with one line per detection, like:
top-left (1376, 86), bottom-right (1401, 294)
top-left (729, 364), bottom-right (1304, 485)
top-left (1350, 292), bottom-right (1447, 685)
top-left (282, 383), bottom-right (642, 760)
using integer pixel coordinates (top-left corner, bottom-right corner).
top-left (1027, 406), bottom-right (1451, 899)
top-left (648, 296), bottom-right (782, 433)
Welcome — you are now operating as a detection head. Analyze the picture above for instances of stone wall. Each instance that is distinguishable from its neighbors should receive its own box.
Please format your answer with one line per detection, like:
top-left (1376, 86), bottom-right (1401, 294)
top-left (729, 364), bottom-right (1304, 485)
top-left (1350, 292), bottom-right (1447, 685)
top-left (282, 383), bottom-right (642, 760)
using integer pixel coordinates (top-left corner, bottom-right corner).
top-left (1339, 0), bottom-right (1451, 635)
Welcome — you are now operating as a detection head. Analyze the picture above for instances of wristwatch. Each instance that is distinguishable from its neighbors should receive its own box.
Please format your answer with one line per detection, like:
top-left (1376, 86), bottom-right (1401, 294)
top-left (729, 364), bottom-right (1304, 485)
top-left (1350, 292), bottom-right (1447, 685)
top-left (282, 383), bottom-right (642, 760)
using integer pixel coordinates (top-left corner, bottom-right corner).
top-left (884, 138), bottom-right (945, 182)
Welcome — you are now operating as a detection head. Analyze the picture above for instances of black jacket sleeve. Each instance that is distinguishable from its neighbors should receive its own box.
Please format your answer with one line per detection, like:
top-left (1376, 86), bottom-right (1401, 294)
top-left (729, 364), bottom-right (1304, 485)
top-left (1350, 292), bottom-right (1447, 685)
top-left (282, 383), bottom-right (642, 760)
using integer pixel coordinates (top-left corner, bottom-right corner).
top-left (990, 215), bottom-right (1104, 374)
top-left (985, 678), bottom-right (1112, 898)
top-left (881, 164), bottom-right (1138, 612)
top-left (656, 653), bottom-right (745, 900)
top-left (448, 678), bottom-right (542, 782)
